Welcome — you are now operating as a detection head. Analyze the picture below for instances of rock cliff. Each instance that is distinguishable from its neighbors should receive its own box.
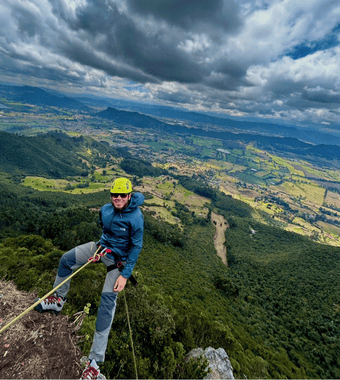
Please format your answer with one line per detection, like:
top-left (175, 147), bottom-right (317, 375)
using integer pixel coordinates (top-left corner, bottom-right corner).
top-left (187, 347), bottom-right (235, 380)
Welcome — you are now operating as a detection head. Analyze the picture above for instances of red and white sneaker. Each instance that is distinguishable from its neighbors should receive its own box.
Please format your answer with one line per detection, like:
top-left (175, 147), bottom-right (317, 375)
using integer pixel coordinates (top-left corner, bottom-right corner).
top-left (81, 359), bottom-right (100, 380)
top-left (34, 293), bottom-right (66, 315)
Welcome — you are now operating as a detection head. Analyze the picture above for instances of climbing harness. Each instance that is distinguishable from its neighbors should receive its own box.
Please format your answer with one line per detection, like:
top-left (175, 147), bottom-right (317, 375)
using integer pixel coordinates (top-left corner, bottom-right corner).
top-left (89, 246), bottom-right (109, 262)
top-left (107, 260), bottom-right (138, 287)
top-left (0, 246), bottom-right (109, 335)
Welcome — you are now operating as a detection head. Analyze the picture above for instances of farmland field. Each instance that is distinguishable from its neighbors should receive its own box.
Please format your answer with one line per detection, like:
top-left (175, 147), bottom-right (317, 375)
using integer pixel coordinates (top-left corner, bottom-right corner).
top-left (275, 181), bottom-right (325, 204)
top-left (325, 190), bottom-right (340, 208)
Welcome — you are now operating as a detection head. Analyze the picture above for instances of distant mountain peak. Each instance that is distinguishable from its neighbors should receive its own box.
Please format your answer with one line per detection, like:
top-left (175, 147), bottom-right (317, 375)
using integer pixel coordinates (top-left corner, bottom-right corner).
top-left (0, 83), bottom-right (89, 111)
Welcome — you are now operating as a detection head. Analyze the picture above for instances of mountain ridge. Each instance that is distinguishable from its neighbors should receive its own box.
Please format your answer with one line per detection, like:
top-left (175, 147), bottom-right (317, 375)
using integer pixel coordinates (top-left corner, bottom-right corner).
top-left (1, 83), bottom-right (339, 146)
top-left (84, 94), bottom-right (340, 146)
top-left (96, 106), bottom-right (340, 161)
top-left (0, 131), bottom-right (121, 178)
top-left (0, 84), bottom-right (89, 111)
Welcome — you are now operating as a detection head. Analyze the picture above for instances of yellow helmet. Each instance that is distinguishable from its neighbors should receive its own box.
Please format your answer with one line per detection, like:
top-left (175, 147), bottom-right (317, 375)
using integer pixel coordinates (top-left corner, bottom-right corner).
top-left (110, 177), bottom-right (132, 194)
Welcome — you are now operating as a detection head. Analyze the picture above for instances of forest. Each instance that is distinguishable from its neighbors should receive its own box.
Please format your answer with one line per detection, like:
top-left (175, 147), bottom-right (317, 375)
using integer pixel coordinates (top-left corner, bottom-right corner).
top-left (0, 131), bottom-right (339, 379)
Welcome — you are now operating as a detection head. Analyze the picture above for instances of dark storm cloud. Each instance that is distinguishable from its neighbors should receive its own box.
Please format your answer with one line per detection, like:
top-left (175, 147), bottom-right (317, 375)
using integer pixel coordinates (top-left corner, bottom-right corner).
top-left (204, 57), bottom-right (254, 90)
top-left (48, 0), bottom-right (76, 25)
top-left (302, 87), bottom-right (340, 106)
top-left (17, 13), bottom-right (39, 38)
top-left (1, 0), bottom-right (340, 125)
top-left (55, 32), bottom-right (160, 84)
top-left (126, 0), bottom-right (241, 33)
top-left (7, 2), bottom-right (41, 39)
top-left (0, 49), bottom-right (96, 88)
top-left (0, 0), bottom-right (248, 94)
top-left (51, 0), bottom-right (217, 85)
top-left (153, 89), bottom-right (196, 105)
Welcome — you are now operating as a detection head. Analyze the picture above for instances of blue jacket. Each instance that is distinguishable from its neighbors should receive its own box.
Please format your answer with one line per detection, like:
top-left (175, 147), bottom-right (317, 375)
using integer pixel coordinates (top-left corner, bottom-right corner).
top-left (99, 192), bottom-right (144, 278)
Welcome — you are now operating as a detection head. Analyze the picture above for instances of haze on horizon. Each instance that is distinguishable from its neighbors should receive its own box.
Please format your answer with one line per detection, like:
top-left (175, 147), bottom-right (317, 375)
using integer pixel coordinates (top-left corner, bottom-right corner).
top-left (0, 0), bottom-right (339, 130)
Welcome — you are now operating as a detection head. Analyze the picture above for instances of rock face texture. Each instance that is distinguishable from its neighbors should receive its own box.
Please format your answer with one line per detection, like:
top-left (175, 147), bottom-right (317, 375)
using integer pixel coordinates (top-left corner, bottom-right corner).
top-left (187, 347), bottom-right (235, 380)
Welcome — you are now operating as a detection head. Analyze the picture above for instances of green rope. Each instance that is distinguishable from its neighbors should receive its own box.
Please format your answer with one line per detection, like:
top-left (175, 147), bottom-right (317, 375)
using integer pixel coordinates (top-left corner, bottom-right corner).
top-left (123, 290), bottom-right (138, 380)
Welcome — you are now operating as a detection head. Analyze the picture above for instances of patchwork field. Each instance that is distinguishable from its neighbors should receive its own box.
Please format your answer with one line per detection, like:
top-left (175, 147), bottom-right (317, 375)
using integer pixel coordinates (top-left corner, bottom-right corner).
top-left (135, 176), bottom-right (211, 227)
top-left (316, 221), bottom-right (340, 237)
top-left (16, 122), bottom-right (340, 247)
top-left (22, 177), bottom-right (69, 191)
top-left (21, 167), bottom-right (117, 194)
top-left (325, 190), bottom-right (340, 208)
top-left (274, 181), bottom-right (325, 204)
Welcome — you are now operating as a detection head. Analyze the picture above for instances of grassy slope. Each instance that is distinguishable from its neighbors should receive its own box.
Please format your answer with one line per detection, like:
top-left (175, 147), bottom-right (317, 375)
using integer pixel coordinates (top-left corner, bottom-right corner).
top-left (0, 131), bottom-right (86, 176)
top-left (1, 128), bottom-right (339, 378)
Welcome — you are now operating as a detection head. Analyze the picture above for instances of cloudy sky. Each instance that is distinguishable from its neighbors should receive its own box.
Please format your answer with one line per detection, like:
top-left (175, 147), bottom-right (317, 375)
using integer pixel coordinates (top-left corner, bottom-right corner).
top-left (0, 0), bottom-right (340, 128)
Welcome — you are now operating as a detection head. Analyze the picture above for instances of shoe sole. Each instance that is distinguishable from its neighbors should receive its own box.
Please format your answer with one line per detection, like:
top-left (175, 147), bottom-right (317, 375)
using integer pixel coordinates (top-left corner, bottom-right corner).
top-left (34, 298), bottom-right (61, 315)
top-left (34, 307), bottom-right (60, 315)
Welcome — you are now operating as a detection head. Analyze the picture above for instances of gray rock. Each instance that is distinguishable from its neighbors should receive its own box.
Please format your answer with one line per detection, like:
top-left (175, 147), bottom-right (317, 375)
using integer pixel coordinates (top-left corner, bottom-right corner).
top-left (187, 347), bottom-right (235, 380)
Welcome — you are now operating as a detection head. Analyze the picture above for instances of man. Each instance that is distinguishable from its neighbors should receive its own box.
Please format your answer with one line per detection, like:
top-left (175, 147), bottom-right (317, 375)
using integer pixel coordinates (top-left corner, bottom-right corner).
top-left (35, 177), bottom-right (144, 380)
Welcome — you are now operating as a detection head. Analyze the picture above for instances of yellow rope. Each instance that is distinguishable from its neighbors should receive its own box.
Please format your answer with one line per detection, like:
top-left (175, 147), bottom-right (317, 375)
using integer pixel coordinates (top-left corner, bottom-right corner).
top-left (0, 246), bottom-right (103, 335)
top-left (123, 290), bottom-right (138, 380)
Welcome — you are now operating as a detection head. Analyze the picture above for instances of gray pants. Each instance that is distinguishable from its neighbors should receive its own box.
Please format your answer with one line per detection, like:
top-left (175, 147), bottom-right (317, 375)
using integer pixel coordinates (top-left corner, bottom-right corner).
top-left (53, 242), bottom-right (121, 363)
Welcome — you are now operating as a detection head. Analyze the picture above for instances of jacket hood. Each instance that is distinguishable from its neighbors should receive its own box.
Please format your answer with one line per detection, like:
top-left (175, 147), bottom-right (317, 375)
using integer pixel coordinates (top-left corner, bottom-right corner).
top-left (124, 192), bottom-right (144, 212)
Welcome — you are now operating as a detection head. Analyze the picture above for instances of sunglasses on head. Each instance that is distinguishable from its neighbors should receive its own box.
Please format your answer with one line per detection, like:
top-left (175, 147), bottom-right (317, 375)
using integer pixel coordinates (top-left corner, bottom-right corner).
top-left (111, 193), bottom-right (129, 198)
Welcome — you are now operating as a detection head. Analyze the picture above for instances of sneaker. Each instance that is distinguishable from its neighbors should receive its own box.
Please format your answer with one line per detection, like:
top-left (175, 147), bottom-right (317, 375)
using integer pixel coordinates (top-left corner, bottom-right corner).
top-left (81, 359), bottom-right (100, 380)
top-left (34, 293), bottom-right (66, 315)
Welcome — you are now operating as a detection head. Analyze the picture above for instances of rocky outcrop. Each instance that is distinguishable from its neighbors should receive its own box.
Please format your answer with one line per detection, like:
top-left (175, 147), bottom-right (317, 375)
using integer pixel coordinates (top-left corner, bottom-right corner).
top-left (187, 347), bottom-right (235, 380)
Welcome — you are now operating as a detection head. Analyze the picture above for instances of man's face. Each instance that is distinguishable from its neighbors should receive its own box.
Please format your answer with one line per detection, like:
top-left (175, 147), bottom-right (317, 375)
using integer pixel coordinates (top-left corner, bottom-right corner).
top-left (111, 193), bottom-right (131, 210)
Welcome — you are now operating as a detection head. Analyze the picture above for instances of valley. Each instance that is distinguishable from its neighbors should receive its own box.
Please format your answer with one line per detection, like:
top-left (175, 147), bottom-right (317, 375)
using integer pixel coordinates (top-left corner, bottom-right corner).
top-left (7, 108), bottom-right (340, 247)
top-left (1, 85), bottom-right (340, 379)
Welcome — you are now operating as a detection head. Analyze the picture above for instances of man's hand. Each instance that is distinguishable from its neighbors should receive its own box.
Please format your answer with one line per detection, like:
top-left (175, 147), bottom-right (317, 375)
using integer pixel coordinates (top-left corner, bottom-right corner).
top-left (114, 275), bottom-right (127, 292)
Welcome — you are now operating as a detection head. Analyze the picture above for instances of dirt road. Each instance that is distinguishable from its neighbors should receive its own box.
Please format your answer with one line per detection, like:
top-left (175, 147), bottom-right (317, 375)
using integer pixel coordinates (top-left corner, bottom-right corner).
top-left (211, 212), bottom-right (228, 265)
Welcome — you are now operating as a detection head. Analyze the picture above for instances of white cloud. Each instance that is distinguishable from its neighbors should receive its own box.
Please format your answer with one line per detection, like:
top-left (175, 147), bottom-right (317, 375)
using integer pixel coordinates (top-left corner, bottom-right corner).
top-left (0, 0), bottom-right (339, 126)
top-left (177, 34), bottom-right (210, 54)
top-left (226, 0), bottom-right (340, 64)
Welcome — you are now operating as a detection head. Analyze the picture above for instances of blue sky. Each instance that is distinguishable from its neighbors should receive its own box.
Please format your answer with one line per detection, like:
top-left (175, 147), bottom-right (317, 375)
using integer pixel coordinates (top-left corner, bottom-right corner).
top-left (0, 0), bottom-right (339, 129)
top-left (287, 24), bottom-right (340, 59)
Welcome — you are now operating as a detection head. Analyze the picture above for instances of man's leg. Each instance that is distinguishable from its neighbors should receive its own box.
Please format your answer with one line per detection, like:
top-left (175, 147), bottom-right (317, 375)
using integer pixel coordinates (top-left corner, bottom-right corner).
top-left (89, 258), bottom-right (120, 363)
top-left (54, 241), bottom-right (98, 298)
top-left (35, 242), bottom-right (98, 314)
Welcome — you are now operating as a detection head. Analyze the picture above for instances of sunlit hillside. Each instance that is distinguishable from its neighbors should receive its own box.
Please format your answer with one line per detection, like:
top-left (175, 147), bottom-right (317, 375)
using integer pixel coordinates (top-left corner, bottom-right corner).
top-left (1, 99), bottom-right (340, 379)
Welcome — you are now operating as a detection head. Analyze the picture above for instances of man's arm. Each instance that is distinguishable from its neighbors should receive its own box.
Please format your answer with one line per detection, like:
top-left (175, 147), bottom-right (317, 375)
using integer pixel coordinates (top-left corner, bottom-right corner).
top-left (114, 216), bottom-right (143, 292)
top-left (120, 216), bottom-right (144, 279)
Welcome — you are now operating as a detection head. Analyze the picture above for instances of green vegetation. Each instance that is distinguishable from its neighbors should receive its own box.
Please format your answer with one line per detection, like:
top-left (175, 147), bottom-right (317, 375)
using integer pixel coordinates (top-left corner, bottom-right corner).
top-left (0, 130), bottom-right (122, 179)
top-left (224, 216), bottom-right (340, 379)
top-left (1, 167), bottom-right (339, 378)
top-left (277, 181), bottom-right (325, 204)
top-left (22, 176), bottom-right (70, 191)
top-left (0, 131), bottom-right (83, 177)
top-left (1, 129), bottom-right (340, 378)
top-left (121, 158), bottom-right (168, 178)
